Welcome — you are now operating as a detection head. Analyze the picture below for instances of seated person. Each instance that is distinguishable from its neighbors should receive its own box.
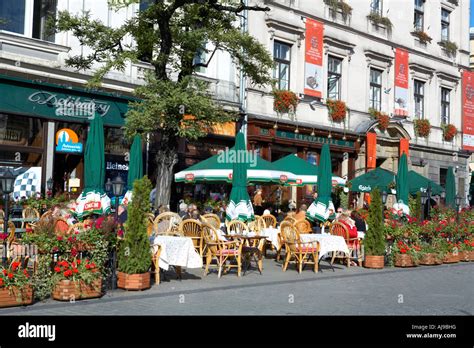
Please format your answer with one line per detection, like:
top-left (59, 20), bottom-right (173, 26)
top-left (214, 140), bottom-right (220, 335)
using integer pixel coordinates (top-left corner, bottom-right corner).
top-left (294, 204), bottom-right (308, 221)
top-left (336, 211), bottom-right (358, 239)
top-left (351, 210), bottom-right (366, 238)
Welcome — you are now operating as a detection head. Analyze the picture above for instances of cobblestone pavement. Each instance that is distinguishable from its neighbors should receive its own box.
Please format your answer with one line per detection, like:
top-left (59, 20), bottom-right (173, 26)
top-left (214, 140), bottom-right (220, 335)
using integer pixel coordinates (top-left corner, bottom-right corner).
top-left (1, 258), bottom-right (472, 315)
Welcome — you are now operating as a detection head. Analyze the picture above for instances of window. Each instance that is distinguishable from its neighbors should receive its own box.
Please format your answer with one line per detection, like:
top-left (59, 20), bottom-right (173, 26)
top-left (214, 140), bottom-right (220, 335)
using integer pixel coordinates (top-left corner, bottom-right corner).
top-left (0, 0), bottom-right (26, 34)
top-left (414, 0), bottom-right (424, 31)
top-left (441, 9), bottom-right (450, 41)
top-left (327, 56), bottom-right (342, 100)
top-left (273, 41), bottom-right (291, 90)
top-left (439, 168), bottom-right (447, 188)
top-left (193, 46), bottom-right (207, 73)
top-left (414, 80), bottom-right (425, 119)
top-left (370, 0), bottom-right (382, 15)
top-left (369, 68), bottom-right (382, 111)
top-left (441, 87), bottom-right (450, 124)
top-left (32, 0), bottom-right (57, 42)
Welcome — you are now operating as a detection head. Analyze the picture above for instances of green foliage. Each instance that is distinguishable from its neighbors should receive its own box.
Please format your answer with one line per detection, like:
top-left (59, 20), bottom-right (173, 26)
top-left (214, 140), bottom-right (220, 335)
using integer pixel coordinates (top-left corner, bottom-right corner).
top-left (439, 40), bottom-right (458, 57)
top-left (31, 254), bottom-right (54, 301)
top-left (409, 192), bottom-right (422, 221)
top-left (338, 189), bottom-right (349, 210)
top-left (367, 12), bottom-right (393, 33)
top-left (365, 188), bottom-right (386, 256)
top-left (118, 176), bottom-right (152, 274)
top-left (324, 0), bottom-right (353, 22)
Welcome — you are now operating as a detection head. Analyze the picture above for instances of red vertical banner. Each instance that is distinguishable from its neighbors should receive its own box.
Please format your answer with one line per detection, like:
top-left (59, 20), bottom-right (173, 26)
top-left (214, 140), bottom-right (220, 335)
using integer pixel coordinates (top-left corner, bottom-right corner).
top-left (304, 19), bottom-right (324, 98)
top-left (400, 138), bottom-right (409, 157)
top-left (462, 70), bottom-right (474, 151)
top-left (366, 132), bottom-right (377, 169)
top-left (394, 48), bottom-right (409, 117)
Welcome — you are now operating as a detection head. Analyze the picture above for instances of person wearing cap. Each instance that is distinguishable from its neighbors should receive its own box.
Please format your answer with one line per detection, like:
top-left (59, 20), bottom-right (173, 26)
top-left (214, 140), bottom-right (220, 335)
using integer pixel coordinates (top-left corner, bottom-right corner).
top-left (178, 201), bottom-right (188, 218)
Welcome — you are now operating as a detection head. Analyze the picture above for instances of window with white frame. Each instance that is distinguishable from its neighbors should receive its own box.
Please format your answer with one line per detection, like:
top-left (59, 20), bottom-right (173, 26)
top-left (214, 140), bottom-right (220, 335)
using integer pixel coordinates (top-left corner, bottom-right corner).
top-left (0, 0), bottom-right (26, 35)
top-left (441, 87), bottom-right (450, 124)
top-left (370, 0), bottom-right (383, 15)
top-left (327, 56), bottom-right (342, 100)
top-left (414, 80), bottom-right (425, 119)
top-left (414, 0), bottom-right (424, 31)
top-left (441, 9), bottom-right (450, 41)
top-left (32, 0), bottom-right (57, 42)
top-left (369, 68), bottom-right (382, 111)
top-left (273, 41), bottom-right (291, 90)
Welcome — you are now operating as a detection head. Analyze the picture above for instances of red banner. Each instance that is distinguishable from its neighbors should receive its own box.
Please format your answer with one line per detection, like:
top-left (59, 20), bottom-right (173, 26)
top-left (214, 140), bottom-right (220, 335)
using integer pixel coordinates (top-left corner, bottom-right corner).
top-left (366, 132), bottom-right (377, 169)
top-left (400, 138), bottom-right (409, 157)
top-left (394, 48), bottom-right (409, 117)
top-left (304, 19), bottom-right (324, 98)
top-left (462, 70), bottom-right (474, 151)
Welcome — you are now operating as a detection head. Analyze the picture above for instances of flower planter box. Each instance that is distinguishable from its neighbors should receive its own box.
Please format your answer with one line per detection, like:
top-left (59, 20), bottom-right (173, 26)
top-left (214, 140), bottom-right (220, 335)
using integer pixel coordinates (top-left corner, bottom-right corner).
top-left (364, 255), bottom-right (384, 269)
top-left (0, 286), bottom-right (34, 308)
top-left (469, 251), bottom-right (474, 261)
top-left (117, 271), bottom-right (150, 291)
top-left (419, 253), bottom-right (442, 265)
top-left (443, 252), bottom-right (460, 264)
top-left (52, 279), bottom-right (102, 301)
top-left (394, 254), bottom-right (417, 267)
top-left (458, 251), bottom-right (470, 262)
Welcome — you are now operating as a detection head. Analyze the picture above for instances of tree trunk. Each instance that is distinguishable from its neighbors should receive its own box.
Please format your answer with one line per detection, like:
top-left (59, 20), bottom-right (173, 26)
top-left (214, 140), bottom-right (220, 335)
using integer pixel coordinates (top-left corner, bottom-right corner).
top-left (154, 148), bottom-right (178, 211)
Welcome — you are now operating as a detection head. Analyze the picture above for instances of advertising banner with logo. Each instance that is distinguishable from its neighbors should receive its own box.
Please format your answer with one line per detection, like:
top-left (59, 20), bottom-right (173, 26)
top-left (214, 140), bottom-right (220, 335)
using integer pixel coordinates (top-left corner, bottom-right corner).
top-left (56, 128), bottom-right (83, 153)
top-left (394, 48), bottom-right (409, 117)
top-left (304, 19), bottom-right (324, 98)
top-left (366, 132), bottom-right (377, 169)
top-left (399, 138), bottom-right (409, 157)
top-left (462, 70), bottom-right (474, 151)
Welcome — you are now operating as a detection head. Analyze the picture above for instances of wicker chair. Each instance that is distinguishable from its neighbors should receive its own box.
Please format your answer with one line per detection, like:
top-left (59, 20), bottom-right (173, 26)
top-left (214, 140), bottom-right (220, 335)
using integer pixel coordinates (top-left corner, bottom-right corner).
top-left (146, 213), bottom-right (155, 237)
top-left (179, 219), bottom-right (203, 256)
top-left (295, 219), bottom-right (312, 234)
top-left (201, 213), bottom-right (221, 230)
top-left (283, 216), bottom-right (297, 224)
top-left (261, 214), bottom-right (277, 228)
top-left (226, 220), bottom-right (249, 235)
top-left (280, 221), bottom-right (319, 273)
top-left (248, 217), bottom-right (265, 234)
top-left (201, 221), bottom-right (242, 278)
top-left (0, 209), bottom-right (4, 220)
top-left (153, 212), bottom-right (182, 236)
top-left (21, 206), bottom-right (40, 229)
top-left (329, 221), bottom-right (362, 267)
top-left (53, 218), bottom-right (70, 236)
top-left (0, 221), bottom-right (16, 244)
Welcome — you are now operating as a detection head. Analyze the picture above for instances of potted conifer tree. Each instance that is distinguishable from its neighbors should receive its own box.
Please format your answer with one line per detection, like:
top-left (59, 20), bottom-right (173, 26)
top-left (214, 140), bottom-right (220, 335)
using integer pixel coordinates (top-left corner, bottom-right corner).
top-left (364, 188), bottom-right (386, 269)
top-left (117, 176), bottom-right (152, 290)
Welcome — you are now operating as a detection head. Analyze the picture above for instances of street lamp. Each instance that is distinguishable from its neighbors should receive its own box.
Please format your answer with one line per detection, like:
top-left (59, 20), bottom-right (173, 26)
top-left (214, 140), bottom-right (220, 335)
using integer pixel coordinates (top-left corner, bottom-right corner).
top-left (381, 190), bottom-right (387, 220)
top-left (46, 178), bottom-right (53, 198)
top-left (105, 178), bottom-right (112, 194)
top-left (1, 168), bottom-right (15, 266)
top-left (110, 175), bottom-right (124, 291)
top-left (455, 195), bottom-right (462, 222)
top-left (420, 190), bottom-right (428, 221)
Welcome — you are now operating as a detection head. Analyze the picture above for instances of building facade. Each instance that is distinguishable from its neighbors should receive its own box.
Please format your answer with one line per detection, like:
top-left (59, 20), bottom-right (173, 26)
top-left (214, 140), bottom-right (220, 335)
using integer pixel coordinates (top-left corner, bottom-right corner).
top-left (245, 0), bottom-right (472, 206)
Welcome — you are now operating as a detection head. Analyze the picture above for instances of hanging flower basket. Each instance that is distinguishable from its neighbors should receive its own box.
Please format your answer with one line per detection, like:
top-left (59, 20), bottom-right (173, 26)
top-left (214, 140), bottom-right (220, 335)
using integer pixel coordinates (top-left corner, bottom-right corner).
top-left (414, 119), bottom-right (431, 138)
top-left (326, 99), bottom-right (347, 123)
top-left (411, 30), bottom-right (432, 44)
top-left (368, 108), bottom-right (390, 131)
top-left (442, 123), bottom-right (457, 142)
top-left (273, 90), bottom-right (299, 114)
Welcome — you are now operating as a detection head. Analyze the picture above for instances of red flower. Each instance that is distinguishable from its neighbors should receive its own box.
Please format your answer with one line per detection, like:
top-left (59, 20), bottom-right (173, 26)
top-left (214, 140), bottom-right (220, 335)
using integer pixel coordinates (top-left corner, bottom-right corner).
top-left (57, 236), bottom-right (63, 241)
top-left (2, 270), bottom-right (7, 276)
top-left (7, 273), bottom-right (13, 279)
top-left (85, 264), bottom-right (91, 270)
top-left (76, 259), bottom-right (81, 265)
top-left (63, 270), bottom-right (73, 277)
top-left (11, 261), bottom-right (20, 271)
top-left (0, 278), bottom-right (3, 286)
top-left (72, 268), bottom-right (78, 274)
top-left (71, 248), bottom-right (78, 257)
top-left (23, 269), bottom-right (29, 278)
top-left (54, 266), bottom-right (61, 273)
top-left (400, 248), bottom-right (407, 254)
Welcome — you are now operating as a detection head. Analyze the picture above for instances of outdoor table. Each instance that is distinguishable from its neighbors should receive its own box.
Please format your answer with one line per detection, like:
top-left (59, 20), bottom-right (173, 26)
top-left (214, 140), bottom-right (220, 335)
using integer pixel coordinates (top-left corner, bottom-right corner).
top-left (299, 234), bottom-right (350, 260)
top-left (223, 234), bottom-right (266, 275)
top-left (260, 227), bottom-right (280, 249)
top-left (152, 235), bottom-right (203, 272)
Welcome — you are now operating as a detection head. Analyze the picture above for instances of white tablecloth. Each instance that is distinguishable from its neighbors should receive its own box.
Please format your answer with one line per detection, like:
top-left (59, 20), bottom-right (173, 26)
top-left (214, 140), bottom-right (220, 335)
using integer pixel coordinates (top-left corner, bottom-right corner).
top-left (300, 234), bottom-right (350, 260)
top-left (152, 236), bottom-right (203, 271)
top-left (261, 227), bottom-right (280, 249)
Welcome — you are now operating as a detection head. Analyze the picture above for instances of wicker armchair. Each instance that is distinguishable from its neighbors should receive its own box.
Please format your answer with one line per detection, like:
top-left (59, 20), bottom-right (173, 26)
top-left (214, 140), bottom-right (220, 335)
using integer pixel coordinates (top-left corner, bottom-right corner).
top-left (179, 219), bottom-right (203, 257)
top-left (146, 213), bottom-right (155, 237)
top-left (283, 216), bottom-right (297, 224)
top-left (261, 214), bottom-right (277, 228)
top-left (201, 213), bottom-right (221, 230)
top-left (226, 220), bottom-right (249, 235)
top-left (21, 206), bottom-right (40, 229)
top-left (248, 217), bottom-right (265, 234)
top-left (54, 218), bottom-right (70, 236)
top-left (280, 221), bottom-right (319, 273)
top-left (0, 209), bottom-right (4, 220)
top-left (153, 212), bottom-right (182, 236)
top-left (201, 221), bottom-right (242, 278)
top-left (295, 219), bottom-right (312, 234)
top-left (0, 221), bottom-right (16, 244)
top-left (329, 222), bottom-right (362, 267)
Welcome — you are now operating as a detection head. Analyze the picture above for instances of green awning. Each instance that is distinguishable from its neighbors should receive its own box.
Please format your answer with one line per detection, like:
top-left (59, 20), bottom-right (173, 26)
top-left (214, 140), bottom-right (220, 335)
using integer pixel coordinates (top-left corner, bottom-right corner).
top-left (349, 167), bottom-right (396, 193)
top-left (407, 171), bottom-right (444, 196)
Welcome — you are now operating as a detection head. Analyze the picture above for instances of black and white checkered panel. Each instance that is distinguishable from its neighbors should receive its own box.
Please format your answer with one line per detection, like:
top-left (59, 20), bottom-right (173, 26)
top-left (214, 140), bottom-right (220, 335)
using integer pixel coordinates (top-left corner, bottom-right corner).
top-left (13, 170), bottom-right (40, 201)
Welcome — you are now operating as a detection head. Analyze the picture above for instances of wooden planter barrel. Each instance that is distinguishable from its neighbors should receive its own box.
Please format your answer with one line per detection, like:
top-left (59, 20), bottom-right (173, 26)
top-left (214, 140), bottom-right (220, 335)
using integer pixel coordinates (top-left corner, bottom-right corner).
top-left (0, 286), bottom-right (34, 308)
top-left (443, 252), bottom-right (460, 264)
top-left (419, 253), bottom-right (442, 265)
top-left (52, 279), bottom-right (102, 301)
top-left (458, 251), bottom-right (470, 262)
top-left (117, 271), bottom-right (151, 291)
top-left (394, 254), bottom-right (417, 267)
top-left (364, 255), bottom-right (384, 269)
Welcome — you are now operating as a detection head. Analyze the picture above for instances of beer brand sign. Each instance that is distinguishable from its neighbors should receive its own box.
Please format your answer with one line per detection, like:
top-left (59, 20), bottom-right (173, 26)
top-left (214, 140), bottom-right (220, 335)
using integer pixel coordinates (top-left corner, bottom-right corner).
top-left (394, 48), bottom-right (409, 117)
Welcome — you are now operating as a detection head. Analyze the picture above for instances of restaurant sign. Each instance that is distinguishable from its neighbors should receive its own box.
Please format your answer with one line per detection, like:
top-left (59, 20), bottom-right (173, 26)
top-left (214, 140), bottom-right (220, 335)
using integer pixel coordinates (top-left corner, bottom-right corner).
top-left (271, 130), bottom-right (354, 148)
top-left (56, 128), bottom-right (83, 153)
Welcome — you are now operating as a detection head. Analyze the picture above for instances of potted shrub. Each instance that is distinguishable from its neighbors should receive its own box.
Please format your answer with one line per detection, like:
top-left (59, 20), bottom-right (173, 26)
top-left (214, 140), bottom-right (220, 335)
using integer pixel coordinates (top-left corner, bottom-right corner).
top-left (392, 241), bottom-right (419, 267)
top-left (364, 188), bottom-right (386, 268)
top-left (442, 123), bottom-right (457, 142)
top-left (411, 30), bottom-right (432, 44)
top-left (438, 40), bottom-right (458, 57)
top-left (368, 108), bottom-right (390, 132)
top-left (272, 90), bottom-right (299, 114)
top-left (418, 242), bottom-right (444, 265)
top-left (367, 11), bottom-right (393, 34)
top-left (324, 0), bottom-right (353, 22)
top-left (414, 119), bottom-right (431, 138)
top-left (51, 258), bottom-right (103, 301)
top-left (117, 176), bottom-right (152, 290)
top-left (0, 262), bottom-right (33, 308)
top-left (326, 99), bottom-right (347, 123)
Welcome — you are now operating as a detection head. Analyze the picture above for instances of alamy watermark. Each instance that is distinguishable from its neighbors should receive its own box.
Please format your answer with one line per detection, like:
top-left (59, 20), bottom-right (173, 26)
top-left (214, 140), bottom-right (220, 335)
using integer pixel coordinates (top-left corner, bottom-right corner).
top-left (18, 322), bottom-right (56, 341)
top-left (217, 148), bottom-right (257, 168)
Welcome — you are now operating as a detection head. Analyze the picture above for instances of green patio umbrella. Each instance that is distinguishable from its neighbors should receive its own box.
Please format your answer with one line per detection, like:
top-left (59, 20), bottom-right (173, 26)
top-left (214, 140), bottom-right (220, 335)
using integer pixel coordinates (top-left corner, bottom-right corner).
top-left (469, 171), bottom-right (474, 206)
top-left (445, 166), bottom-right (456, 209)
top-left (225, 132), bottom-right (254, 222)
top-left (348, 167), bottom-right (396, 193)
top-left (174, 148), bottom-right (296, 184)
top-left (123, 134), bottom-right (144, 205)
top-left (74, 113), bottom-right (111, 218)
top-left (395, 153), bottom-right (409, 213)
top-left (407, 171), bottom-right (444, 196)
top-left (272, 154), bottom-right (346, 186)
top-left (306, 144), bottom-right (335, 223)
